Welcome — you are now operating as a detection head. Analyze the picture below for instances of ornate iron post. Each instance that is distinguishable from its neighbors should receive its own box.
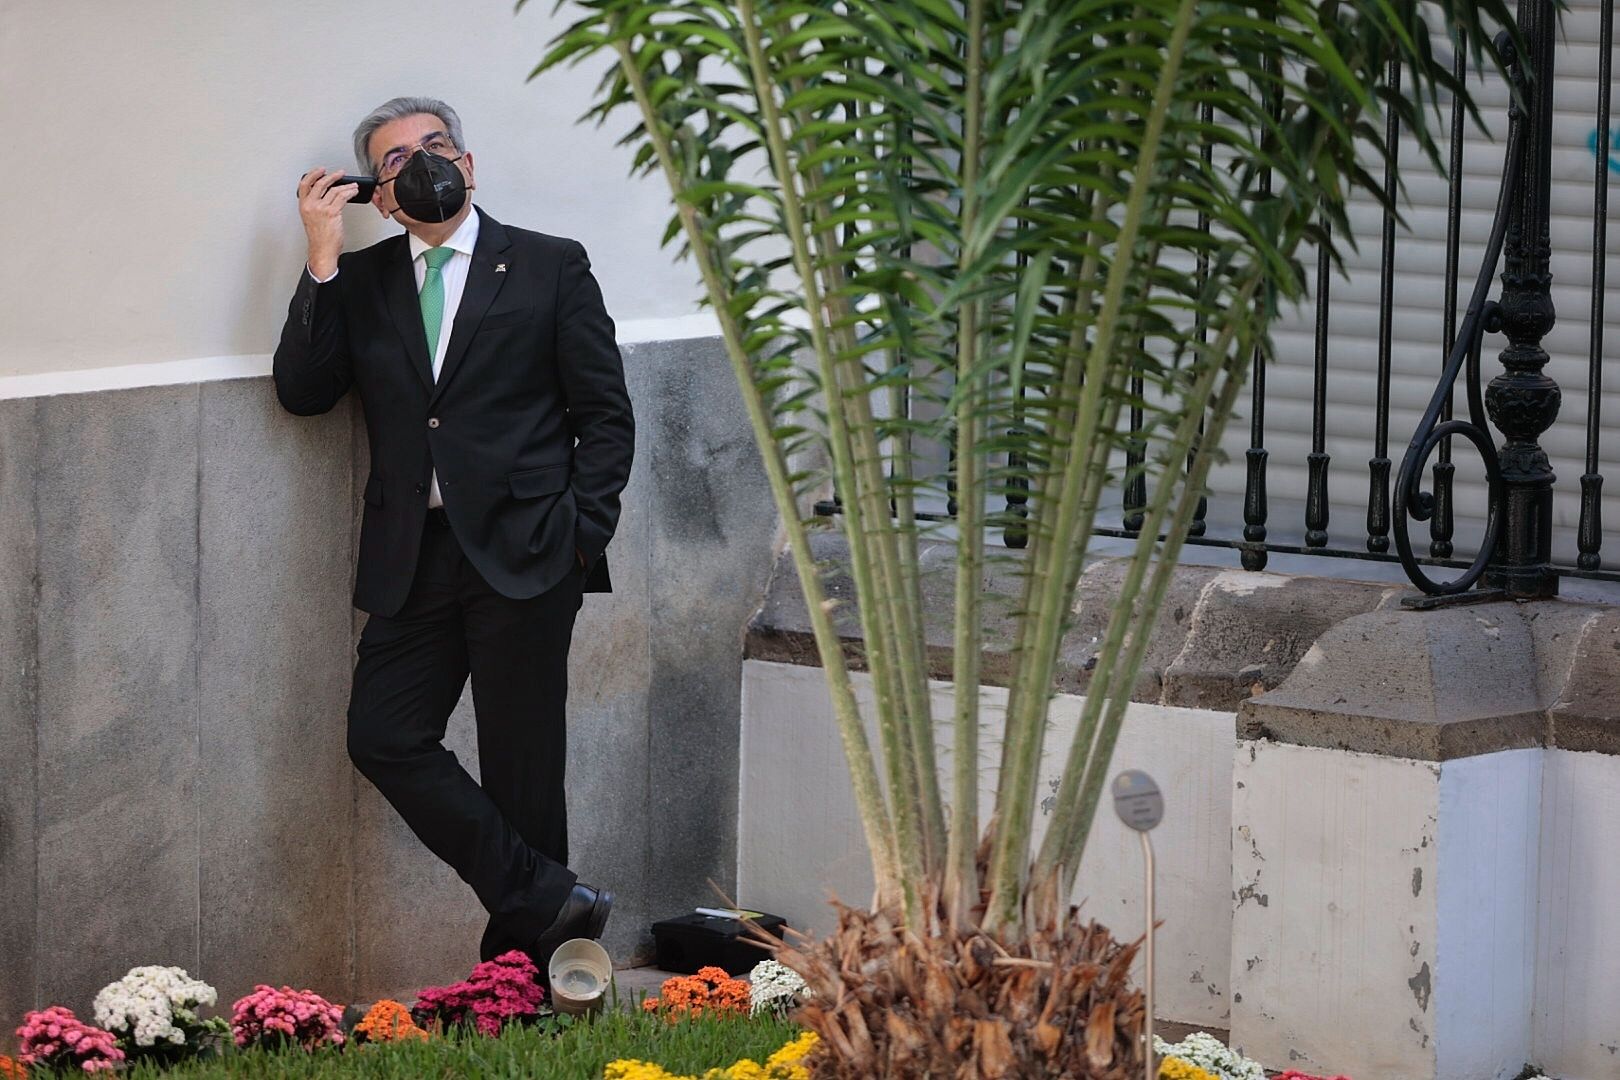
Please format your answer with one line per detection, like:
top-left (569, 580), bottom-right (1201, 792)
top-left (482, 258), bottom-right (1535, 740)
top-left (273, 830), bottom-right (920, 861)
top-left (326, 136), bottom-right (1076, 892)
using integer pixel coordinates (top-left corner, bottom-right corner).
top-left (1486, 0), bottom-right (1562, 598)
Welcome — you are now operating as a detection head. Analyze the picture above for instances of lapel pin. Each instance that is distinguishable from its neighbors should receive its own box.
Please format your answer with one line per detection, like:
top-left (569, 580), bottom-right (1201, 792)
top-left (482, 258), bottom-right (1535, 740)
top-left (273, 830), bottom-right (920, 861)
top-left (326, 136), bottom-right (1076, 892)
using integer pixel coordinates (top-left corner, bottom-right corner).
top-left (495, 263), bottom-right (507, 273)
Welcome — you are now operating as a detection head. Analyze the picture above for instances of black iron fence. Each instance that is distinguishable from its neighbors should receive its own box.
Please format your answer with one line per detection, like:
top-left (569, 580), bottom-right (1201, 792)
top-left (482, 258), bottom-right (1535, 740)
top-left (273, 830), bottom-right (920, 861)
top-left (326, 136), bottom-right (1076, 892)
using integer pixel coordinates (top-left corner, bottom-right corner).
top-left (817, 0), bottom-right (1619, 602)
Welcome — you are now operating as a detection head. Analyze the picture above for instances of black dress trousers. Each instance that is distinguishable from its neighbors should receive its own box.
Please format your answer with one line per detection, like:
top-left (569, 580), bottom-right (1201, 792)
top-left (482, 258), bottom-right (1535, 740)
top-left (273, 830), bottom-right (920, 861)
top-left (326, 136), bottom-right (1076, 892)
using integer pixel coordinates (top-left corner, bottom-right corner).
top-left (345, 508), bottom-right (585, 962)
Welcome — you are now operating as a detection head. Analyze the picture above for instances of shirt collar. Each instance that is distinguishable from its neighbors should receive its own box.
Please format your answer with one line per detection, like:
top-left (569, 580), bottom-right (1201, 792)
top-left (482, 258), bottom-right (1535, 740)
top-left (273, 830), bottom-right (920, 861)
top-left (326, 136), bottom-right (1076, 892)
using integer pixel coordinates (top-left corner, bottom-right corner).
top-left (408, 204), bottom-right (480, 264)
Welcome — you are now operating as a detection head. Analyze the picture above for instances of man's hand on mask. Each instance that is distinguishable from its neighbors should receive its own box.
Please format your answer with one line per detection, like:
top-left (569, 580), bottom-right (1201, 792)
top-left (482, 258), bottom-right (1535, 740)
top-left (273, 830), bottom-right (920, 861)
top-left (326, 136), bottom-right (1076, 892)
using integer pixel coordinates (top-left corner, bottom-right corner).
top-left (298, 166), bottom-right (355, 281)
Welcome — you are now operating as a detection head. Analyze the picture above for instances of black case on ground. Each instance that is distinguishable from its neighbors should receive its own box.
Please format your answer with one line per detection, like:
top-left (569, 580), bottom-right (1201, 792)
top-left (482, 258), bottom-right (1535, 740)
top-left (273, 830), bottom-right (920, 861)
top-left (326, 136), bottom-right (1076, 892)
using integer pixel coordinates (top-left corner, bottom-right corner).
top-left (650, 911), bottom-right (789, 975)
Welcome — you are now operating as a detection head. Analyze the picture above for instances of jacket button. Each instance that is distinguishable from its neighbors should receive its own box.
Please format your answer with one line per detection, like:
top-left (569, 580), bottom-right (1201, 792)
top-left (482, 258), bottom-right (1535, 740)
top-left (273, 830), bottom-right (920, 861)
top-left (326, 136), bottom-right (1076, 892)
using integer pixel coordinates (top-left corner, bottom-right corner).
top-left (415, 483), bottom-right (426, 495)
top-left (427, 417), bottom-right (440, 428)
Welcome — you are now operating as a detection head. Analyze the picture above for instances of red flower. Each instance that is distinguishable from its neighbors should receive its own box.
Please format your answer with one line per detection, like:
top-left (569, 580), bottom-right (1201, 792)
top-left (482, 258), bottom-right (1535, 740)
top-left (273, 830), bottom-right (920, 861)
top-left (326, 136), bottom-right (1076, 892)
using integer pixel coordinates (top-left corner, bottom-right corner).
top-left (411, 949), bottom-right (546, 1037)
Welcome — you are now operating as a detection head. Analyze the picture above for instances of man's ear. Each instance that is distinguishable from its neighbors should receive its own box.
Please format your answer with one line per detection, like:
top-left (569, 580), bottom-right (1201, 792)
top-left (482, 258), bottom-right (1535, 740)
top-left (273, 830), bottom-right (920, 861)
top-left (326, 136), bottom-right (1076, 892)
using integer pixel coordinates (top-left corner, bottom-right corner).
top-left (461, 150), bottom-right (476, 191)
top-left (372, 187), bottom-right (391, 219)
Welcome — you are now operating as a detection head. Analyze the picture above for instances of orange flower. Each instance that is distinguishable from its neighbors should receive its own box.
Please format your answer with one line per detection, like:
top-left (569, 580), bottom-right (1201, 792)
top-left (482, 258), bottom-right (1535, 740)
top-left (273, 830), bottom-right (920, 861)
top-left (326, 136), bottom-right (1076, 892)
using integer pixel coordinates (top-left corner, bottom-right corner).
top-left (0, 1054), bottom-right (25, 1079)
top-left (711, 978), bottom-right (750, 1011)
top-left (643, 969), bottom-right (750, 1022)
top-left (354, 999), bottom-right (430, 1044)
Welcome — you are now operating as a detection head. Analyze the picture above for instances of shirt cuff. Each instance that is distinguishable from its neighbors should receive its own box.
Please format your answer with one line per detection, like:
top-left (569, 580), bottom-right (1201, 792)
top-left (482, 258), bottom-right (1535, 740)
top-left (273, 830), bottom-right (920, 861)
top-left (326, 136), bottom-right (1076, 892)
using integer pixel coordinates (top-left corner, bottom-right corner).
top-left (306, 264), bottom-right (339, 284)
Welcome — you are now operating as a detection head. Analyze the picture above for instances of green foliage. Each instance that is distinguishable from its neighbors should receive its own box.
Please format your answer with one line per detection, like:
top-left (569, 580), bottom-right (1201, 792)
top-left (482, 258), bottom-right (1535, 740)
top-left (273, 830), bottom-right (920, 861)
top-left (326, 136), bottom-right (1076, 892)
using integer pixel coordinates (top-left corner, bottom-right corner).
top-left (526, 0), bottom-right (1516, 937)
top-left (119, 1008), bottom-right (802, 1079)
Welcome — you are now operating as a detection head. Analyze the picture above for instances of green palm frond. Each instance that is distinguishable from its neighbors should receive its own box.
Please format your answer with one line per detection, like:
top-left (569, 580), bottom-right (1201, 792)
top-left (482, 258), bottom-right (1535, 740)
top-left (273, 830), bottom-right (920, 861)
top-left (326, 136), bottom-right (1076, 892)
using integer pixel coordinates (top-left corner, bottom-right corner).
top-left (528, 0), bottom-right (1520, 938)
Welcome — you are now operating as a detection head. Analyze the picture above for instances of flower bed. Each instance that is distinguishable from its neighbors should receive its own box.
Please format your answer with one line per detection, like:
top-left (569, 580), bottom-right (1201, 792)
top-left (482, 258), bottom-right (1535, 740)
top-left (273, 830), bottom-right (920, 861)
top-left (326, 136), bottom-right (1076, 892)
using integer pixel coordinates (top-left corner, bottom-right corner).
top-left (9, 958), bottom-right (804, 1078)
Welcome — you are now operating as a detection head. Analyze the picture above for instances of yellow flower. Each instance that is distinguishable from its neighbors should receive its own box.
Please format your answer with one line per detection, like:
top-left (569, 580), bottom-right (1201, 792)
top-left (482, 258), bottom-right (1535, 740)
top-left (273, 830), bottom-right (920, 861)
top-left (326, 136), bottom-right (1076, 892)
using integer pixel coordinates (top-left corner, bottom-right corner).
top-left (606, 1031), bottom-right (819, 1080)
top-left (1159, 1057), bottom-right (1220, 1080)
top-left (767, 1030), bottom-right (819, 1069)
top-left (706, 1065), bottom-right (764, 1080)
top-left (605, 1061), bottom-right (689, 1080)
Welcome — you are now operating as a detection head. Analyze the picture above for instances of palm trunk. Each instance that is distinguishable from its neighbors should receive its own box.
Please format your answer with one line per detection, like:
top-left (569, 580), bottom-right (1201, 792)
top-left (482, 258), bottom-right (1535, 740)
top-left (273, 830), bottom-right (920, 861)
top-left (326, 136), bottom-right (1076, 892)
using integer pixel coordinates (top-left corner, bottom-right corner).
top-left (1033, 273), bottom-right (1262, 898)
top-left (944, 0), bottom-right (989, 929)
top-left (736, 0), bottom-right (932, 923)
top-left (605, 27), bottom-right (902, 906)
top-left (984, 0), bottom-right (1202, 937)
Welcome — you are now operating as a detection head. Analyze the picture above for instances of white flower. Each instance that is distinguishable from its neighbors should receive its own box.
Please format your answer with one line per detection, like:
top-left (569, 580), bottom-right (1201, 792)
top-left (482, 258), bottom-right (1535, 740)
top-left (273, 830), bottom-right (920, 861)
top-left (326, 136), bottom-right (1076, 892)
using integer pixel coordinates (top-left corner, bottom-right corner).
top-left (1153, 1031), bottom-right (1266, 1080)
top-left (92, 965), bottom-right (218, 1049)
top-left (748, 959), bottom-right (812, 1017)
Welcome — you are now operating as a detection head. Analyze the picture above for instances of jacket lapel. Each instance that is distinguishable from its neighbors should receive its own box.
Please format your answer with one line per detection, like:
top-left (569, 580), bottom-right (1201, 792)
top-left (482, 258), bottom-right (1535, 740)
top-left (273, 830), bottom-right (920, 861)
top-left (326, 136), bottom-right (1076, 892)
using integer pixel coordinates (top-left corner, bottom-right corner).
top-left (428, 207), bottom-right (513, 410)
top-left (382, 236), bottom-right (435, 392)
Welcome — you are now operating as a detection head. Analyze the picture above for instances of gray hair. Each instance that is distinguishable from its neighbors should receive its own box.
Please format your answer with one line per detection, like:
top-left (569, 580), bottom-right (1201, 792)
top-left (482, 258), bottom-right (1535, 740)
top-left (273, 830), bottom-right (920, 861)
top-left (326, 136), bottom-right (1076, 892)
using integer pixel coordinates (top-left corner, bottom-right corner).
top-left (353, 96), bottom-right (466, 175)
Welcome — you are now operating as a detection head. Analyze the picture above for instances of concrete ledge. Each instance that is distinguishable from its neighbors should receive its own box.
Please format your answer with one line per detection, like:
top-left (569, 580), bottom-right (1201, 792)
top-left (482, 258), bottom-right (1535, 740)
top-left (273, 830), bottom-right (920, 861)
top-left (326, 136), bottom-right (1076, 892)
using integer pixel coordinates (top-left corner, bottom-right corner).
top-left (748, 533), bottom-right (1620, 759)
top-left (746, 532), bottom-right (1401, 710)
top-left (748, 531), bottom-right (1395, 711)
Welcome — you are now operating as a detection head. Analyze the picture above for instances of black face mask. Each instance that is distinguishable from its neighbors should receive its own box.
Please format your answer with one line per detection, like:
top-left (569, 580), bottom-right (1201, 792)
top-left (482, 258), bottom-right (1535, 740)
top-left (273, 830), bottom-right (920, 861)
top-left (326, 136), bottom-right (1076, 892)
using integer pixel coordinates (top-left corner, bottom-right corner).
top-left (386, 149), bottom-right (467, 223)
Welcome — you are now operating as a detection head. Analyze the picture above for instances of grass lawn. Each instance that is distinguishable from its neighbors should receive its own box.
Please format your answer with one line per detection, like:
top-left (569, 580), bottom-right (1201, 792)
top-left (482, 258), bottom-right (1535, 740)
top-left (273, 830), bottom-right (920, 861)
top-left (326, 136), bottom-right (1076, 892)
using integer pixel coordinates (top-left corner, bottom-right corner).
top-left (117, 1008), bottom-right (805, 1079)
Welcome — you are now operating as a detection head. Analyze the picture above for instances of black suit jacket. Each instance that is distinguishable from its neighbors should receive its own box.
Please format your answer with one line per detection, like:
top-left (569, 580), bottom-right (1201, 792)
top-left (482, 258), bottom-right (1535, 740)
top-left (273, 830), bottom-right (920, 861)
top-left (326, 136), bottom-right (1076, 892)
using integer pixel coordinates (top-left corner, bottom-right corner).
top-left (272, 206), bottom-right (634, 616)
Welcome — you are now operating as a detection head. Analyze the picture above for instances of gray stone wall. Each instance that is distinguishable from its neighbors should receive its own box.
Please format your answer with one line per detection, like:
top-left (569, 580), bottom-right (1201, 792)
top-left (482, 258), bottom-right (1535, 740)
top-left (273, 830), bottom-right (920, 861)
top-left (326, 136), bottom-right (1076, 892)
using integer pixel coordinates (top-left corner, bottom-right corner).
top-left (0, 334), bottom-right (775, 1021)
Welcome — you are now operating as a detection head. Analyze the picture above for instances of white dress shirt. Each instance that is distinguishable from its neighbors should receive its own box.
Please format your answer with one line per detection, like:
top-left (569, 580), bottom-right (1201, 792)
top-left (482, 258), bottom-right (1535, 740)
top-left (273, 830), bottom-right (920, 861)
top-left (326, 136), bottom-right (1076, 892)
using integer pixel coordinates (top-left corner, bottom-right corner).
top-left (307, 205), bottom-right (481, 508)
top-left (408, 209), bottom-right (479, 508)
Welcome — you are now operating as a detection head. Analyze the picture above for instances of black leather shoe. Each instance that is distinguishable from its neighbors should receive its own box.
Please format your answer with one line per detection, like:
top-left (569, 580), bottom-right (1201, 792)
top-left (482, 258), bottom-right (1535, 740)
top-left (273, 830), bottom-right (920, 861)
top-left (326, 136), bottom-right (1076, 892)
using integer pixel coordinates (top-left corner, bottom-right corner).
top-left (527, 883), bottom-right (613, 978)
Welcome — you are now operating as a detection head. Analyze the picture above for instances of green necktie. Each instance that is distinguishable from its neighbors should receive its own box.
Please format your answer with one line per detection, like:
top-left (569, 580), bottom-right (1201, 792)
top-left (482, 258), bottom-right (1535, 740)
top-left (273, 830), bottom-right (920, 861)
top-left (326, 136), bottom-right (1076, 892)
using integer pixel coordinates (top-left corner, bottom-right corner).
top-left (418, 246), bottom-right (457, 369)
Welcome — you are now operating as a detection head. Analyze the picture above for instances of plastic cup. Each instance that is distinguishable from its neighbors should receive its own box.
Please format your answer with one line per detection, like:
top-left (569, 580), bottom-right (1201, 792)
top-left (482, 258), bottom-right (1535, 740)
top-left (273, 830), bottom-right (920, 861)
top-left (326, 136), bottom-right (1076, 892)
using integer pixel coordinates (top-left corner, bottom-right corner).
top-left (548, 938), bottom-right (612, 1016)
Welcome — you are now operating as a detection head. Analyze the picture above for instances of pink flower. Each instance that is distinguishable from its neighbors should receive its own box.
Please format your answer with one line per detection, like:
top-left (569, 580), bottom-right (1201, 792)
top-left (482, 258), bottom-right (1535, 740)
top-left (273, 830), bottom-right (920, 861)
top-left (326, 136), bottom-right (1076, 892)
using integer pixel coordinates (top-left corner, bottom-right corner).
top-left (228, 984), bottom-right (345, 1052)
top-left (16, 1006), bottom-right (124, 1074)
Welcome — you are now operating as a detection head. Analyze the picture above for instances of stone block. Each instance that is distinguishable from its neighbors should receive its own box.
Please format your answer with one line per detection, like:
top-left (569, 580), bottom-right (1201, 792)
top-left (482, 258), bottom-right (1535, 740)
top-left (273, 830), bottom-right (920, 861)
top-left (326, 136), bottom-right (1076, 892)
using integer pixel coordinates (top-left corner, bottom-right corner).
top-left (0, 398), bottom-right (40, 1021)
top-left (351, 718), bottom-right (488, 1004)
top-left (33, 386), bottom-right (201, 1015)
top-left (643, 337), bottom-right (776, 935)
top-left (1162, 571), bottom-right (1393, 710)
top-left (1230, 741), bottom-right (1541, 1080)
top-left (1061, 558), bottom-right (1219, 700)
top-left (1237, 601), bottom-right (1595, 759)
top-left (197, 380), bottom-right (355, 1006)
top-left (346, 420), bottom-right (484, 1003)
top-left (1547, 607), bottom-right (1620, 753)
top-left (566, 340), bottom-right (655, 964)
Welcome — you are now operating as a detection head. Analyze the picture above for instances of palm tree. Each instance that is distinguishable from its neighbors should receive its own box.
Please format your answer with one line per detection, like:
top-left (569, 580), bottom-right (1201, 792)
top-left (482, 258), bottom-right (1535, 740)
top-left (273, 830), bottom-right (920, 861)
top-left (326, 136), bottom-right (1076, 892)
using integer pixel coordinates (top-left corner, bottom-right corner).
top-left (531, 1), bottom-right (1517, 1073)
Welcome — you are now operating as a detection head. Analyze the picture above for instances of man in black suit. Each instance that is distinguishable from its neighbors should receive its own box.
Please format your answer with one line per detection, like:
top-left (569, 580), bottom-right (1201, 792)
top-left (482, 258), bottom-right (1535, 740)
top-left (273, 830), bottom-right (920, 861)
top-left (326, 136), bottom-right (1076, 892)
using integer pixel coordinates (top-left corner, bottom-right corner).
top-left (273, 96), bottom-right (633, 979)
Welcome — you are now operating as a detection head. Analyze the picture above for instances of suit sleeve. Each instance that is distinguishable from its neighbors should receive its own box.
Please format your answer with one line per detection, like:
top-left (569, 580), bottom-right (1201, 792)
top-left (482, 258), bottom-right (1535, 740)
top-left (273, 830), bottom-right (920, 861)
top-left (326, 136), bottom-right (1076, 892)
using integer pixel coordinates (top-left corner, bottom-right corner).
top-left (554, 240), bottom-right (635, 571)
top-left (272, 258), bottom-right (353, 416)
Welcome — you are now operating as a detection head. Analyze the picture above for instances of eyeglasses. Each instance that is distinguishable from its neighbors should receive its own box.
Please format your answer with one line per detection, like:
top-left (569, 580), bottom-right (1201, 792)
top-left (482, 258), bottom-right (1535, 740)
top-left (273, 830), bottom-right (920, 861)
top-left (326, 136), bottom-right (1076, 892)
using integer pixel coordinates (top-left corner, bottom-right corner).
top-left (375, 132), bottom-right (461, 180)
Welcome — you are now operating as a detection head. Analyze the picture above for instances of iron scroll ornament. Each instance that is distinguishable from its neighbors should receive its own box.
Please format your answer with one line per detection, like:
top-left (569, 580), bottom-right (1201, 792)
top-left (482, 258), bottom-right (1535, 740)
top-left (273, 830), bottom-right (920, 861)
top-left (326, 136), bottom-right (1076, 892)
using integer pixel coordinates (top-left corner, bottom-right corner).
top-left (1393, 32), bottom-right (1527, 596)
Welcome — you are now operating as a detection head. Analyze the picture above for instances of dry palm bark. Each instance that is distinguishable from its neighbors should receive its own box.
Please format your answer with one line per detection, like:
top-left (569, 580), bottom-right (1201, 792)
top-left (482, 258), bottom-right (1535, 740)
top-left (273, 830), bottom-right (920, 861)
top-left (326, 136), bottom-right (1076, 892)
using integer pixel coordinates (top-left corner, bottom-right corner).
top-left (778, 902), bottom-right (1144, 1079)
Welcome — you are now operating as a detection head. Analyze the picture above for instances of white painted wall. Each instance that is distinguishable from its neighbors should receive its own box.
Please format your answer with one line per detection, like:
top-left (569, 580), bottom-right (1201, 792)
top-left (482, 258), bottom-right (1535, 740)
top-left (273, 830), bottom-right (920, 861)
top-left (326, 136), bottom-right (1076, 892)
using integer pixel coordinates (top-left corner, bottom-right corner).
top-left (736, 659), bottom-right (1238, 1028)
top-left (1533, 750), bottom-right (1620, 1080)
top-left (1231, 743), bottom-right (1449, 1079)
top-left (1, 1), bottom-right (702, 377)
top-left (1232, 742), bottom-right (1619, 1080)
top-left (1435, 751), bottom-right (1542, 1080)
